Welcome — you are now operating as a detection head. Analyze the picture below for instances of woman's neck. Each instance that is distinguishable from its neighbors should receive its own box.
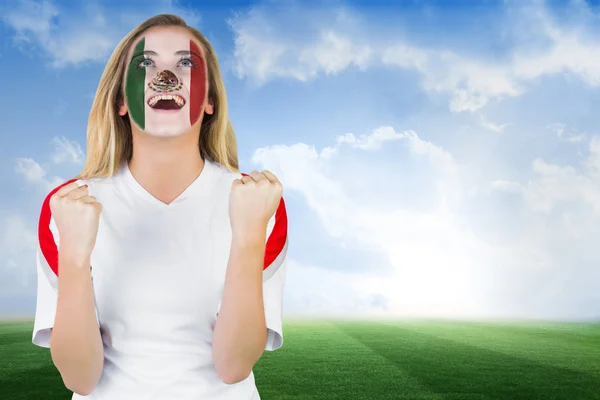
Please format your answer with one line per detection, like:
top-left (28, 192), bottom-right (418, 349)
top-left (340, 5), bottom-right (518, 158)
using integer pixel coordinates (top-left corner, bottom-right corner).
top-left (128, 130), bottom-right (205, 204)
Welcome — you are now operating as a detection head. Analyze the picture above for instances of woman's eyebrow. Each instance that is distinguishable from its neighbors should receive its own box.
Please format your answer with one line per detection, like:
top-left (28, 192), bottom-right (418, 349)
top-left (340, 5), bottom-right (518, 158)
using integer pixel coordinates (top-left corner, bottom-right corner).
top-left (131, 50), bottom-right (158, 58)
top-left (175, 50), bottom-right (202, 58)
top-left (131, 50), bottom-right (202, 59)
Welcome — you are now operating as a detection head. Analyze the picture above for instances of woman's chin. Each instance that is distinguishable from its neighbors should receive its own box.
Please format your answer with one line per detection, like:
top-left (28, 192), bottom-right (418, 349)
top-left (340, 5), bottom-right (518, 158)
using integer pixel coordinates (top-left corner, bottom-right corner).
top-left (132, 125), bottom-right (193, 139)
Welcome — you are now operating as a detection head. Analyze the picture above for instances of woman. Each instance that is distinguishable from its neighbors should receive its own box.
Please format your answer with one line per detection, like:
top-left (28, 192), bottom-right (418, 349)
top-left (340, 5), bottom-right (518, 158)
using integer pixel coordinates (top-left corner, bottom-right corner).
top-left (32, 14), bottom-right (289, 400)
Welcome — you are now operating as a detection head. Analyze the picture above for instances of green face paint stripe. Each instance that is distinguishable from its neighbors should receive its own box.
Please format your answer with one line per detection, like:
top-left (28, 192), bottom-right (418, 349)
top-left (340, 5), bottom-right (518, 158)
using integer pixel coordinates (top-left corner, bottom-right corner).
top-left (125, 37), bottom-right (146, 130)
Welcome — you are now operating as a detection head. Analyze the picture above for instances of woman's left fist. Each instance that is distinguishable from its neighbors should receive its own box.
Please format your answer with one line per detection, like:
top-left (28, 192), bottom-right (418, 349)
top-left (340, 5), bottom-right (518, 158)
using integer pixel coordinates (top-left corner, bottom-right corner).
top-left (229, 170), bottom-right (283, 240)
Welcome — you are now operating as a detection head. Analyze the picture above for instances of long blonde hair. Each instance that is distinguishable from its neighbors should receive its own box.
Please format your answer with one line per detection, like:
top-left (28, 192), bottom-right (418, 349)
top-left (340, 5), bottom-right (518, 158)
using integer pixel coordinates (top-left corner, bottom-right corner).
top-left (78, 14), bottom-right (238, 179)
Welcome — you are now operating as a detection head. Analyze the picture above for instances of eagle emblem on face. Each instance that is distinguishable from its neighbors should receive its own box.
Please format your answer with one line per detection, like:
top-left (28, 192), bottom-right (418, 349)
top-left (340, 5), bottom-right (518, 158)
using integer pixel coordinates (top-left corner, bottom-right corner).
top-left (148, 70), bottom-right (183, 92)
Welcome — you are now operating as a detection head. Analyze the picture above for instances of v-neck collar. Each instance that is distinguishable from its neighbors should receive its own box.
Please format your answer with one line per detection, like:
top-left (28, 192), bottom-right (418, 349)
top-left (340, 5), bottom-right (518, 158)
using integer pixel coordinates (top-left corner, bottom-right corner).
top-left (120, 158), bottom-right (215, 209)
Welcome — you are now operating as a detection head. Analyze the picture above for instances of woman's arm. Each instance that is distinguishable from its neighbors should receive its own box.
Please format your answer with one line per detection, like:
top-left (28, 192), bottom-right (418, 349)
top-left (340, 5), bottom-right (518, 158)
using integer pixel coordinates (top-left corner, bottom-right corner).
top-left (212, 233), bottom-right (268, 385)
top-left (50, 252), bottom-right (104, 395)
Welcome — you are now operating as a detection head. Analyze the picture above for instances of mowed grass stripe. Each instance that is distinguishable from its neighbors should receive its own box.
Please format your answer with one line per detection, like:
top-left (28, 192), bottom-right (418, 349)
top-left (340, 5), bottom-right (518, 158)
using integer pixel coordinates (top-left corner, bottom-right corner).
top-left (513, 321), bottom-right (600, 336)
top-left (0, 322), bottom-right (72, 399)
top-left (2, 320), bottom-right (600, 400)
top-left (333, 321), bottom-right (600, 400)
top-left (254, 321), bottom-right (440, 400)
top-left (460, 321), bottom-right (600, 348)
top-left (0, 322), bottom-right (33, 338)
top-left (330, 322), bottom-right (492, 400)
top-left (391, 320), bottom-right (600, 376)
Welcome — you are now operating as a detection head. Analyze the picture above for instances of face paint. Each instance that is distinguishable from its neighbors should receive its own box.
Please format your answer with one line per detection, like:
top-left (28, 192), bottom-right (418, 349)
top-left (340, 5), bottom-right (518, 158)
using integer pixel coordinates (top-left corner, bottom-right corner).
top-left (189, 40), bottom-right (205, 126)
top-left (148, 70), bottom-right (183, 93)
top-left (145, 69), bottom-right (187, 115)
top-left (124, 28), bottom-right (208, 136)
top-left (125, 37), bottom-right (147, 129)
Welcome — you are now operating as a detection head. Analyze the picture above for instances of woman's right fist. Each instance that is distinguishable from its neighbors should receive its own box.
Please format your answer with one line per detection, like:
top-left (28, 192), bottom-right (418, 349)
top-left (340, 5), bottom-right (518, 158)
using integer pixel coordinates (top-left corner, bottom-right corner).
top-left (49, 181), bottom-right (102, 266)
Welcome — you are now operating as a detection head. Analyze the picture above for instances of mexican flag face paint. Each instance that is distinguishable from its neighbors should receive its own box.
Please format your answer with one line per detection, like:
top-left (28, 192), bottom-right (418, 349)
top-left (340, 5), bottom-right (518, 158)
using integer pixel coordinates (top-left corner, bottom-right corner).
top-left (124, 28), bottom-right (208, 136)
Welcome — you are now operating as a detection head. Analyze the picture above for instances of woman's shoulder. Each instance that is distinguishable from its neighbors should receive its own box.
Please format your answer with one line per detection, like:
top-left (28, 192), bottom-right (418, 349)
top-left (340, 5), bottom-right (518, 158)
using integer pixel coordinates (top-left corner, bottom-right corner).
top-left (207, 159), bottom-right (242, 183)
top-left (206, 160), bottom-right (246, 204)
top-left (208, 158), bottom-right (240, 173)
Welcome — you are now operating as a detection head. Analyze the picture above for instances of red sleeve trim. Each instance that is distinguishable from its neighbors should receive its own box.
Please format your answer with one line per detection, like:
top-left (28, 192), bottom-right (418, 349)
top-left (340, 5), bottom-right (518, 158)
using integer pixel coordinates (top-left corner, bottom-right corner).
top-left (240, 173), bottom-right (288, 270)
top-left (264, 197), bottom-right (287, 270)
top-left (38, 179), bottom-right (78, 277)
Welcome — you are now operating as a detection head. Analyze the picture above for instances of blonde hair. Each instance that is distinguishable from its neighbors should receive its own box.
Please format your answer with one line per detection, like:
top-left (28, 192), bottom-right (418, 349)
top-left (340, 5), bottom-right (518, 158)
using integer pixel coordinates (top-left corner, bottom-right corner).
top-left (78, 14), bottom-right (238, 179)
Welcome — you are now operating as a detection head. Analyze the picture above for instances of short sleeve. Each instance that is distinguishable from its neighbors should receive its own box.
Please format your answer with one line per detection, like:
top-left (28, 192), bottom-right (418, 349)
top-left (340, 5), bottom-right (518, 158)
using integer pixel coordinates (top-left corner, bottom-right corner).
top-left (262, 197), bottom-right (289, 351)
top-left (214, 195), bottom-right (289, 352)
top-left (32, 178), bottom-right (92, 348)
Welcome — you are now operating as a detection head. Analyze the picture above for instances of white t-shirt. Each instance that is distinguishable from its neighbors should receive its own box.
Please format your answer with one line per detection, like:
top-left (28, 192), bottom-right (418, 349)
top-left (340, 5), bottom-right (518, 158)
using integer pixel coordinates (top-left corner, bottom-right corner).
top-left (32, 158), bottom-right (289, 400)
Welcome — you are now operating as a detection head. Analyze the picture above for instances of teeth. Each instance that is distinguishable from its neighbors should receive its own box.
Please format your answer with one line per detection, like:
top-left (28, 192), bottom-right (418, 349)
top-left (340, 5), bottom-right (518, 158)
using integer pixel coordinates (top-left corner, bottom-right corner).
top-left (148, 95), bottom-right (184, 107)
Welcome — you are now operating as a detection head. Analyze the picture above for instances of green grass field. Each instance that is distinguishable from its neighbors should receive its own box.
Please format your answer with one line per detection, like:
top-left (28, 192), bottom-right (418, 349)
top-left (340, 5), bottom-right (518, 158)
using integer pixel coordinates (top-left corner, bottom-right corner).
top-left (1, 319), bottom-right (599, 399)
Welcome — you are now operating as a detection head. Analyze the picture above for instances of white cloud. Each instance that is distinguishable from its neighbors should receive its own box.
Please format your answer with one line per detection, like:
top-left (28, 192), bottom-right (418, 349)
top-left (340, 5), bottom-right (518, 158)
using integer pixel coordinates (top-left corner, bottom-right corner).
top-left (2, 0), bottom-right (115, 68)
top-left (5, 138), bottom-right (82, 300)
top-left (14, 136), bottom-right (79, 191)
top-left (283, 259), bottom-right (391, 318)
top-left (385, 43), bottom-right (533, 113)
top-left (51, 136), bottom-right (84, 164)
top-left (0, 215), bottom-right (37, 294)
top-left (399, 130), bottom-right (457, 173)
top-left (230, 7), bottom-right (373, 84)
top-left (510, 9), bottom-right (600, 87)
top-left (15, 157), bottom-right (63, 192)
top-left (392, 50), bottom-right (522, 113)
top-left (254, 125), bottom-right (600, 320)
top-left (295, 30), bottom-right (372, 80)
top-left (521, 141), bottom-right (600, 216)
top-left (380, 44), bottom-right (429, 70)
top-left (230, 1), bottom-right (600, 112)
top-left (488, 131), bottom-right (600, 218)
top-left (335, 126), bottom-right (407, 150)
top-left (480, 115), bottom-right (509, 133)
top-left (547, 123), bottom-right (586, 142)
top-left (489, 180), bottom-right (522, 193)
top-left (228, 4), bottom-right (523, 111)
top-left (1, 0), bottom-right (201, 68)
top-left (5, 136), bottom-right (80, 299)
top-left (2, 0), bottom-right (58, 45)
top-left (15, 158), bottom-right (47, 184)
top-left (254, 127), bottom-right (486, 318)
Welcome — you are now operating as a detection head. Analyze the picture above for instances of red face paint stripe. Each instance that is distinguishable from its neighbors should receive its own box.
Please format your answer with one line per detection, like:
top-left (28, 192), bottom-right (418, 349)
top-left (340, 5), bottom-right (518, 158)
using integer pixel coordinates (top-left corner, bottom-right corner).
top-left (189, 40), bottom-right (207, 126)
top-left (38, 179), bottom-right (78, 277)
top-left (241, 173), bottom-right (288, 270)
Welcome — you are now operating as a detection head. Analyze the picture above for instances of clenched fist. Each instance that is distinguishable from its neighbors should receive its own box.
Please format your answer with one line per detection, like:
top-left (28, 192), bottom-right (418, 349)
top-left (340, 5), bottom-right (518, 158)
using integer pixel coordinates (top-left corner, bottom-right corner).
top-left (50, 182), bottom-right (103, 267)
top-left (229, 170), bottom-right (283, 242)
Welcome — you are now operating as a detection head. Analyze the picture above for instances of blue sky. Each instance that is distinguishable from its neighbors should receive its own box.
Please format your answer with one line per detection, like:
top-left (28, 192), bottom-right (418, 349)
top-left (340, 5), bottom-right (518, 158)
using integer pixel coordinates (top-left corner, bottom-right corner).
top-left (1, 0), bottom-right (600, 320)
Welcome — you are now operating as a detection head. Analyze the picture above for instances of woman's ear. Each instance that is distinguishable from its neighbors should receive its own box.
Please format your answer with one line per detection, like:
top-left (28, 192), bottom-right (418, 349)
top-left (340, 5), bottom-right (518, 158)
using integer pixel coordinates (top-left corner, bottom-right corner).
top-left (204, 98), bottom-right (214, 115)
top-left (117, 96), bottom-right (128, 116)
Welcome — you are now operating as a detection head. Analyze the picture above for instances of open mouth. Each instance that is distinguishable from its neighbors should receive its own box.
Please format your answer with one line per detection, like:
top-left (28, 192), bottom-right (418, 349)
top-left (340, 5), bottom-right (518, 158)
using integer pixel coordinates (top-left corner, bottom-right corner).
top-left (147, 94), bottom-right (186, 110)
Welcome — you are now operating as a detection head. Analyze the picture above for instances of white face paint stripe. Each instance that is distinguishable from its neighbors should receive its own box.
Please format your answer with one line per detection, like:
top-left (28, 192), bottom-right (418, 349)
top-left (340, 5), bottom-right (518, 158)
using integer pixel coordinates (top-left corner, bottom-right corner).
top-left (141, 31), bottom-right (195, 132)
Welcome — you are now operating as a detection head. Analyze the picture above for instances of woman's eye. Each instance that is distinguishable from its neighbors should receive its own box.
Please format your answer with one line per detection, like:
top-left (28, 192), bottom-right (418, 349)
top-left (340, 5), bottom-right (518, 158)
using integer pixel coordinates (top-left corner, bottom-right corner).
top-left (179, 59), bottom-right (193, 67)
top-left (139, 59), bottom-right (153, 67)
